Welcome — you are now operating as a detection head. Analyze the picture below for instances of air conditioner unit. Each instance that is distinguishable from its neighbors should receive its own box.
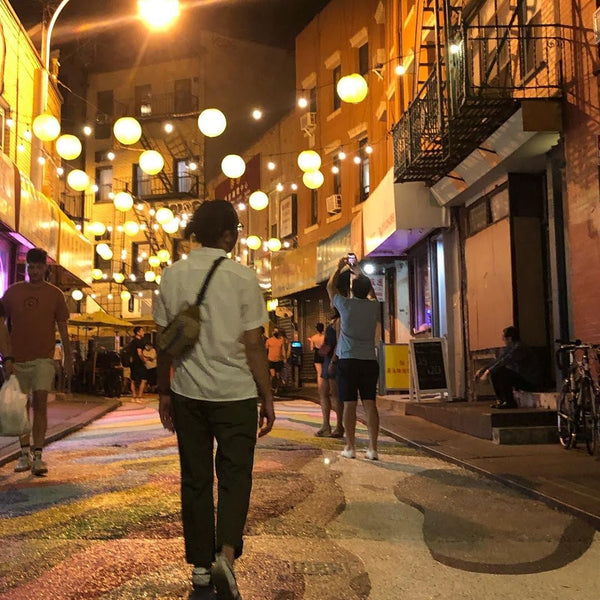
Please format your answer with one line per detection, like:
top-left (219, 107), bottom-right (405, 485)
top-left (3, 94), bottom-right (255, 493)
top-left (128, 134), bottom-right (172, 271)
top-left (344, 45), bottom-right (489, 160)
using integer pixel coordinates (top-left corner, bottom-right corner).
top-left (300, 112), bottom-right (317, 135)
top-left (594, 8), bottom-right (600, 44)
top-left (326, 194), bottom-right (342, 215)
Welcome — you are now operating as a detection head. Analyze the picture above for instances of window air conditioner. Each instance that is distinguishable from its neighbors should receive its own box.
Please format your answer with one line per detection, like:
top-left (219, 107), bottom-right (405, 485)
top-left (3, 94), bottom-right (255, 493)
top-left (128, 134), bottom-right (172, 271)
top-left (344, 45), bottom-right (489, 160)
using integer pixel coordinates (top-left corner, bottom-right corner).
top-left (594, 8), bottom-right (600, 44)
top-left (326, 194), bottom-right (342, 215)
top-left (300, 112), bottom-right (317, 134)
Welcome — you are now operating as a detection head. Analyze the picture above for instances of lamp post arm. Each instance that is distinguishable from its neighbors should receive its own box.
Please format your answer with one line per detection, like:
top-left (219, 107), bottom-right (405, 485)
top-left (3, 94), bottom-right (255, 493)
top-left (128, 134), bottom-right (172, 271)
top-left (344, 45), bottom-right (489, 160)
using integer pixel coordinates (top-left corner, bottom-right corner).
top-left (44, 0), bottom-right (71, 70)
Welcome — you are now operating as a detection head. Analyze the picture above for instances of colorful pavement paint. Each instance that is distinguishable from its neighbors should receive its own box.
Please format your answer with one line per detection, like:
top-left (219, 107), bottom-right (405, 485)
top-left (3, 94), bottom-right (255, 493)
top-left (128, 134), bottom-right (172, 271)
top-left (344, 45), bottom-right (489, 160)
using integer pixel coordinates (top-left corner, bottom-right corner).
top-left (1, 399), bottom-right (599, 599)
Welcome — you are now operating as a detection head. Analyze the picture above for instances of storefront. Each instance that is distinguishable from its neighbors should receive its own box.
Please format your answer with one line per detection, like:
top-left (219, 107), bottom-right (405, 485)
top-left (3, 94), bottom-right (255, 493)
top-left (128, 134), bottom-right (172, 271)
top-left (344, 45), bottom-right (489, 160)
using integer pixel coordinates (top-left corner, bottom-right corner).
top-left (0, 152), bottom-right (17, 293)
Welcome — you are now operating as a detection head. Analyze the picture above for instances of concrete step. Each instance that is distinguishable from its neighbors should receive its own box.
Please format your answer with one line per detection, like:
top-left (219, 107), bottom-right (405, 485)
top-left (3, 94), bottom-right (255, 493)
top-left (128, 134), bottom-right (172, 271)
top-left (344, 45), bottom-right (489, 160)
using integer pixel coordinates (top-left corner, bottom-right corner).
top-left (492, 425), bottom-right (559, 445)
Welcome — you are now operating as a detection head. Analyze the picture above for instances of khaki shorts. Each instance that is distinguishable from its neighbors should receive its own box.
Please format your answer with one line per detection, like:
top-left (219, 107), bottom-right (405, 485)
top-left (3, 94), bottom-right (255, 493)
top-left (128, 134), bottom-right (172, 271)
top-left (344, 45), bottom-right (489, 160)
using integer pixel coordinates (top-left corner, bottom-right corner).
top-left (14, 358), bottom-right (56, 395)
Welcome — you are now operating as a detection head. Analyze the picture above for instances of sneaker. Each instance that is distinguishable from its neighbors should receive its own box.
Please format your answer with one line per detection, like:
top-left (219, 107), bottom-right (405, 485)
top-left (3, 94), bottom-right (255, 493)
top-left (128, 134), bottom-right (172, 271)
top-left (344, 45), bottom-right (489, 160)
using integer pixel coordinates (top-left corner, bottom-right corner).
top-left (365, 449), bottom-right (379, 461)
top-left (192, 566), bottom-right (211, 588)
top-left (14, 453), bottom-right (32, 473)
top-left (211, 554), bottom-right (241, 600)
top-left (32, 454), bottom-right (48, 476)
top-left (340, 448), bottom-right (356, 459)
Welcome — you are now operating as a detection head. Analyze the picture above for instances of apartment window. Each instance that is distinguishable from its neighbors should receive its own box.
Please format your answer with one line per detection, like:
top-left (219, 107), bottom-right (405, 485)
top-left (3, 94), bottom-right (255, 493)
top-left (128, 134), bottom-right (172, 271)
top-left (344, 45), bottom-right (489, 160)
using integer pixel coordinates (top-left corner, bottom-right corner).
top-left (309, 86), bottom-right (317, 113)
top-left (358, 138), bottom-right (370, 202)
top-left (132, 241), bottom-right (151, 276)
top-left (174, 78), bottom-right (193, 113)
top-left (176, 159), bottom-right (192, 193)
top-left (135, 84), bottom-right (152, 116)
top-left (95, 166), bottom-right (113, 203)
top-left (358, 43), bottom-right (369, 76)
top-left (310, 189), bottom-right (318, 225)
top-left (134, 164), bottom-right (152, 197)
top-left (333, 65), bottom-right (342, 111)
top-left (96, 90), bottom-right (114, 139)
top-left (332, 156), bottom-right (341, 196)
top-left (94, 244), bottom-right (112, 272)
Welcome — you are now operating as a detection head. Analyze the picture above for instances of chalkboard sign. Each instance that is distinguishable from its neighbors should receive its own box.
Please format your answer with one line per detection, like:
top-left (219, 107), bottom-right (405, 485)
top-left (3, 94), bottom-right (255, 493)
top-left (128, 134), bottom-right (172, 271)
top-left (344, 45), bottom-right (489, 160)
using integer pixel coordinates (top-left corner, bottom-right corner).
top-left (409, 338), bottom-right (450, 401)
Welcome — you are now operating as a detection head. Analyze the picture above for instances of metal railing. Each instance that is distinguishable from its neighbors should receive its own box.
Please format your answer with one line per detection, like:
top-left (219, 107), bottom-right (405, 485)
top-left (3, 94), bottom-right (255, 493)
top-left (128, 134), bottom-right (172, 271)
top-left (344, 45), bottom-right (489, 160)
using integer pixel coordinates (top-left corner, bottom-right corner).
top-left (131, 92), bottom-right (200, 118)
top-left (113, 172), bottom-right (200, 199)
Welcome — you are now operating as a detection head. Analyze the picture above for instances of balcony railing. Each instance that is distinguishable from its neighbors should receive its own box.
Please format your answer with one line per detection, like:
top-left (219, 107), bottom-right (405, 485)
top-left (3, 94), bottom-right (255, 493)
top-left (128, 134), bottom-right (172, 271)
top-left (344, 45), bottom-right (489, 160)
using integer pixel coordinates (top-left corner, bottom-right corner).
top-left (103, 172), bottom-right (200, 200)
top-left (133, 92), bottom-right (200, 119)
top-left (393, 22), bottom-right (563, 183)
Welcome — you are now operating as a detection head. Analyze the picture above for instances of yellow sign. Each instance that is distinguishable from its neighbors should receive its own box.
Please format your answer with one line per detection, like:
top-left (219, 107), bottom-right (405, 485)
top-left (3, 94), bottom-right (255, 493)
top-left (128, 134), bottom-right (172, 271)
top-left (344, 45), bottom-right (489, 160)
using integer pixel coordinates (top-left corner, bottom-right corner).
top-left (383, 344), bottom-right (410, 391)
top-left (266, 298), bottom-right (279, 312)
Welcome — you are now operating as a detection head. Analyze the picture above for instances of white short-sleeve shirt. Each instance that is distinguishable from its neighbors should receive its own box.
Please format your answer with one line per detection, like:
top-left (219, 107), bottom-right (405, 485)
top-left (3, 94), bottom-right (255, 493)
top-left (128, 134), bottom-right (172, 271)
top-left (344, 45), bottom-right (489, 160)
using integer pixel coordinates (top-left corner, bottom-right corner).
top-left (153, 247), bottom-right (267, 401)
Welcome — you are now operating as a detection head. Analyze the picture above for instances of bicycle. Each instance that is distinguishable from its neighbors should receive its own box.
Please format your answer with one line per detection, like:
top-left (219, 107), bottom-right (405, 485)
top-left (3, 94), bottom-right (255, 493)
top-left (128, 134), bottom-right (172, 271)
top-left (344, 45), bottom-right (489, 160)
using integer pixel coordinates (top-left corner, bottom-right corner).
top-left (555, 340), bottom-right (599, 455)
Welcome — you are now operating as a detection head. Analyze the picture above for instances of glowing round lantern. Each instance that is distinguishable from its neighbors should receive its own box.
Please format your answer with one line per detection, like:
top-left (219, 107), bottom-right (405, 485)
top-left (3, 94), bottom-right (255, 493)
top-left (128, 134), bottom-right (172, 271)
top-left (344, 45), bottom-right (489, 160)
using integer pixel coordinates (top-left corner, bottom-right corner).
top-left (162, 218), bottom-right (180, 234)
top-left (67, 169), bottom-right (89, 191)
top-left (198, 109), bottom-right (227, 137)
top-left (336, 73), bottom-right (368, 104)
top-left (123, 221), bottom-right (140, 236)
top-left (114, 192), bottom-right (134, 212)
top-left (55, 135), bottom-right (82, 160)
top-left (303, 170), bottom-right (324, 190)
top-left (249, 191), bottom-right (269, 211)
top-left (139, 150), bottom-right (164, 175)
top-left (33, 113), bottom-right (61, 141)
top-left (148, 255), bottom-right (161, 268)
top-left (157, 249), bottom-right (171, 262)
top-left (96, 243), bottom-right (113, 260)
top-left (221, 154), bottom-right (246, 178)
top-left (88, 221), bottom-right (106, 236)
top-left (246, 235), bottom-right (262, 250)
top-left (297, 150), bottom-right (321, 173)
top-left (113, 272), bottom-right (125, 284)
top-left (113, 117), bottom-right (142, 145)
top-left (92, 268), bottom-right (104, 280)
top-left (267, 237), bottom-right (282, 252)
top-left (156, 207), bottom-right (174, 225)
top-left (120, 290), bottom-right (131, 301)
top-left (144, 270), bottom-right (157, 282)
top-left (71, 289), bottom-right (83, 301)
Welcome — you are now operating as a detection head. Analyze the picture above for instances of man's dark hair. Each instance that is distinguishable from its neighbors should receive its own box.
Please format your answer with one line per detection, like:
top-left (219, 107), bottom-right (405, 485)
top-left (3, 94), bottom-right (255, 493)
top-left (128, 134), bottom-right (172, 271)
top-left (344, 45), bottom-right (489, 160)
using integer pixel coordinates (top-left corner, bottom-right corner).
top-left (316, 322), bottom-right (324, 333)
top-left (133, 326), bottom-right (143, 336)
top-left (184, 199), bottom-right (239, 246)
top-left (26, 248), bottom-right (47, 264)
top-left (336, 270), bottom-right (351, 297)
top-left (503, 326), bottom-right (520, 342)
top-left (352, 275), bottom-right (372, 299)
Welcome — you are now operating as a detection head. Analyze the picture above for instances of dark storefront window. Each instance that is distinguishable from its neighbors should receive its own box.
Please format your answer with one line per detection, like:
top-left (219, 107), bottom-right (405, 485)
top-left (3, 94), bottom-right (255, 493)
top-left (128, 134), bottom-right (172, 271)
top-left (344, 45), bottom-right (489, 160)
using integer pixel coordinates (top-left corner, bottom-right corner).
top-left (410, 242), bottom-right (432, 335)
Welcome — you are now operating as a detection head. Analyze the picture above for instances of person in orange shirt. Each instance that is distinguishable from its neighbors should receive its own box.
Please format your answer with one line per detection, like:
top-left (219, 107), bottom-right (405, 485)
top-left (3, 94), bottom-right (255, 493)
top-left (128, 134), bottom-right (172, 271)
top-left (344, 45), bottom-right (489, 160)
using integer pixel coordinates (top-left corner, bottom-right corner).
top-left (265, 327), bottom-right (285, 388)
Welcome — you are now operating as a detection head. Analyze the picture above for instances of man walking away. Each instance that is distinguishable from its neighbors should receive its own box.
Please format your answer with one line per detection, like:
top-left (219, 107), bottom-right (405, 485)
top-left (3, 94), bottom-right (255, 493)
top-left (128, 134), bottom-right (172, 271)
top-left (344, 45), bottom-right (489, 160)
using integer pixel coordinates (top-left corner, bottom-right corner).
top-left (154, 199), bottom-right (275, 600)
top-left (265, 327), bottom-right (285, 390)
top-left (129, 327), bottom-right (148, 402)
top-left (0, 248), bottom-right (72, 476)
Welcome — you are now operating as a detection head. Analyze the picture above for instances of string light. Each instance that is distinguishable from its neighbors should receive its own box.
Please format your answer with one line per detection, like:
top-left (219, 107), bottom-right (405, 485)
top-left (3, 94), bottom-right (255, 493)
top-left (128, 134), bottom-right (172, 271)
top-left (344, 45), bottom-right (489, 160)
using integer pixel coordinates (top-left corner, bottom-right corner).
top-left (298, 97), bottom-right (308, 108)
top-left (164, 122), bottom-right (174, 133)
top-left (276, 183), bottom-right (284, 192)
top-left (353, 156), bottom-right (362, 164)
top-left (339, 151), bottom-right (346, 160)
top-left (24, 130), bottom-right (32, 141)
top-left (291, 183), bottom-right (298, 191)
top-left (83, 125), bottom-right (93, 136)
top-left (107, 151), bottom-right (115, 161)
top-left (267, 161), bottom-right (276, 171)
top-left (395, 64), bottom-right (406, 76)
top-left (252, 109), bottom-right (263, 120)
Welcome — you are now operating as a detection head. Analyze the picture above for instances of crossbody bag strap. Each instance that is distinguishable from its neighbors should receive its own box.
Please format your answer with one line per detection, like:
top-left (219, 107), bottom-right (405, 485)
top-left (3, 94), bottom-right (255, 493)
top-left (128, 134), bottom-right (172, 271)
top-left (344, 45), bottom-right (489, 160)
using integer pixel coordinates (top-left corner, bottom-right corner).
top-left (195, 256), bottom-right (226, 306)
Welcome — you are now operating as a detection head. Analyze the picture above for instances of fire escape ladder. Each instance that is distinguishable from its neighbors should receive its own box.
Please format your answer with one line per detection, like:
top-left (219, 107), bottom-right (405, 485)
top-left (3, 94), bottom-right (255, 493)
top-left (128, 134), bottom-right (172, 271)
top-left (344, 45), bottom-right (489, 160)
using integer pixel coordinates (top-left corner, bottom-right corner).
top-left (131, 203), bottom-right (161, 255)
top-left (140, 132), bottom-right (176, 193)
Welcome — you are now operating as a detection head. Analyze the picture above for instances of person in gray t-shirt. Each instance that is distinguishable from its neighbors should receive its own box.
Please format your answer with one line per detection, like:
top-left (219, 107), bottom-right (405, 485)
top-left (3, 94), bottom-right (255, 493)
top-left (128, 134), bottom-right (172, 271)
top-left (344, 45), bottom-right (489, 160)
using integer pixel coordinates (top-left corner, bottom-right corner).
top-left (327, 257), bottom-right (381, 461)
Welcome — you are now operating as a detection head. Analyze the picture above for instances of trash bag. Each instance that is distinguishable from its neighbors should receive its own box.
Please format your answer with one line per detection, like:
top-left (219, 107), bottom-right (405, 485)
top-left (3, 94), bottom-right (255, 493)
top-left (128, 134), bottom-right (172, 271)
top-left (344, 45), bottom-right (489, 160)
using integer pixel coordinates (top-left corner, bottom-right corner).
top-left (0, 376), bottom-right (29, 436)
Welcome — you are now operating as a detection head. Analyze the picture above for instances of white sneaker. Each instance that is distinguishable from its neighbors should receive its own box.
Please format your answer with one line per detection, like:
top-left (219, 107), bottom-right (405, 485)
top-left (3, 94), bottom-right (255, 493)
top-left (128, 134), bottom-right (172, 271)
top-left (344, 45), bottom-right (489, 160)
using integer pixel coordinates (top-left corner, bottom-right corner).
top-left (365, 449), bottom-right (379, 461)
top-left (211, 554), bottom-right (241, 600)
top-left (14, 453), bottom-right (32, 473)
top-left (32, 454), bottom-right (48, 476)
top-left (340, 448), bottom-right (356, 459)
top-left (192, 566), bottom-right (211, 588)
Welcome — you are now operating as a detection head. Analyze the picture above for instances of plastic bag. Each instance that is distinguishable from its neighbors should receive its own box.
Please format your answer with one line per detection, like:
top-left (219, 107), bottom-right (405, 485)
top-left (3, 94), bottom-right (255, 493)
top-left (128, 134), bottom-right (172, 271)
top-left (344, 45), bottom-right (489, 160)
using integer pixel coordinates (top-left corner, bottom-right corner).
top-left (0, 376), bottom-right (29, 436)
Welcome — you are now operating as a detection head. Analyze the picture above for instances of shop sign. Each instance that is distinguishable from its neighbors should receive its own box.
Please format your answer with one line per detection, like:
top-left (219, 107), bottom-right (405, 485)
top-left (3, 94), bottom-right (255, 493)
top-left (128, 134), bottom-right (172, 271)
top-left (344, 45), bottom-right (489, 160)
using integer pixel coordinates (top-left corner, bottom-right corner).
top-left (379, 342), bottom-right (410, 392)
top-left (369, 274), bottom-right (385, 303)
top-left (58, 212), bottom-right (93, 284)
top-left (18, 174), bottom-right (59, 260)
top-left (214, 154), bottom-right (261, 205)
top-left (363, 170), bottom-right (396, 255)
top-left (351, 213), bottom-right (363, 259)
top-left (279, 193), bottom-right (297, 238)
top-left (316, 224), bottom-right (351, 282)
top-left (266, 298), bottom-right (278, 312)
top-left (0, 152), bottom-right (15, 229)
top-left (271, 241), bottom-right (318, 297)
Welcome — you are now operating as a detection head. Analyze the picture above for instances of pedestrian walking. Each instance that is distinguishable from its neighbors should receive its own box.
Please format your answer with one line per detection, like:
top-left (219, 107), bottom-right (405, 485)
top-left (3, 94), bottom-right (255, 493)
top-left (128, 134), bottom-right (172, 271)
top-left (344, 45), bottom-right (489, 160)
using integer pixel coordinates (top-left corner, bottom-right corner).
top-left (327, 257), bottom-right (380, 460)
top-left (154, 199), bottom-right (275, 599)
top-left (129, 326), bottom-right (148, 402)
top-left (308, 323), bottom-right (325, 379)
top-left (0, 247), bottom-right (72, 476)
top-left (265, 327), bottom-right (286, 390)
top-left (142, 342), bottom-right (158, 392)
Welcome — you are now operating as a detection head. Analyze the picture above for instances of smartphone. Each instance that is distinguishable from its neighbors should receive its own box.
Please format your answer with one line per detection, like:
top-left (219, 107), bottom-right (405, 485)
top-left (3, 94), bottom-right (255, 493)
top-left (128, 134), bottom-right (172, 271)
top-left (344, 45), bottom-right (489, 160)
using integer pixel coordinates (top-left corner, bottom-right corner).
top-left (347, 252), bottom-right (357, 266)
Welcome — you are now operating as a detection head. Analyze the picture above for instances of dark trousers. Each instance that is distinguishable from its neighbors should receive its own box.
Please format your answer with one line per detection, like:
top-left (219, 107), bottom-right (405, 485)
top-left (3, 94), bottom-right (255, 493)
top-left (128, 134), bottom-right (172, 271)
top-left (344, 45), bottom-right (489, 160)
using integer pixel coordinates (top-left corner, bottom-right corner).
top-left (171, 392), bottom-right (258, 568)
top-left (490, 367), bottom-right (534, 405)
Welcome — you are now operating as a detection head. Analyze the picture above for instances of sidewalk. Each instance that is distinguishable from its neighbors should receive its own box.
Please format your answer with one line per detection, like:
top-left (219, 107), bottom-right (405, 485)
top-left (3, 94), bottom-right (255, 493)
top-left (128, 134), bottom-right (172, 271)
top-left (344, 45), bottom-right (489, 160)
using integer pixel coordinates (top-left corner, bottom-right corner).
top-left (0, 393), bottom-right (121, 468)
top-left (281, 386), bottom-right (600, 529)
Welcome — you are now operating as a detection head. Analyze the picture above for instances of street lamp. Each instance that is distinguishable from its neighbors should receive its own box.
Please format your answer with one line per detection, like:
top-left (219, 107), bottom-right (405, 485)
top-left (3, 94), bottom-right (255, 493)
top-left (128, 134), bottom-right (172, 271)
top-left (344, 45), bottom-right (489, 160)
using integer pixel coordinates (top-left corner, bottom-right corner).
top-left (138, 0), bottom-right (181, 30)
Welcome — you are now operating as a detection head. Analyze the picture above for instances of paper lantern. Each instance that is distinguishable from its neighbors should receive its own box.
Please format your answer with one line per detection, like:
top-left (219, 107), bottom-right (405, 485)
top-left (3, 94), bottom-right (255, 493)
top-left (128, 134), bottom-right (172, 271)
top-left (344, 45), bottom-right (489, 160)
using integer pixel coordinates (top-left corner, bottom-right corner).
top-left (246, 235), bottom-right (262, 250)
top-left (297, 150), bottom-right (321, 173)
top-left (113, 117), bottom-right (142, 145)
top-left (303, 170), bottom-right (324, 189)
top-left (88, 221), bottom-right (106, 236)
top-left (156, 207), bottom-right (174, 224)
top-left (148, 255), bottom-right (161, 267)
top-left (71, 289), bottom-right (83, 301)
top-left (139, 150), bottom-right (164, 175)
top-left (198, 109), bottom-right (227, 137)
top-left (336, 73), bottom-right (368, 104)
top-left (249, 191), bottom-right (269, 211)
top-left (114, 192), bottom-right (134, 212)
top-left (120, 290), bottom-right (131, 301)
top-left (221, 154), bottom-right (246, 179)
top-left (55, 135), bottom-right (82, 160)
top-left (113, 272), bottom-right (125, 283)
top-left (33, 113), bottom-right (60, 141)
top-left (92, 268), bottom-right (104, 280)
top-left (67, 170), bottom-right (89, 191)
top-left (123, 221), bottom-right (140, 236)
top-left (157, 249), bottom-right (171, 262)
top-left (144, 270), bottom-right (157, 282)
top-left (162, 219), bottom-right (180, 234)
top-left (96, 243), bottom-right (113, 260)
top-left (267, 238), bottom-right (282, 252)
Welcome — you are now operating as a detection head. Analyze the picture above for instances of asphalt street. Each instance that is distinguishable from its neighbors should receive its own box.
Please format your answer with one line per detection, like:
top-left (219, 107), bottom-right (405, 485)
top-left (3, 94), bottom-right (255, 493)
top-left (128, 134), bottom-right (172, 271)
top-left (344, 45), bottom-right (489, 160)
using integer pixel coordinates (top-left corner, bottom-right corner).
top-left (0, 398), bottom-right (598, 599)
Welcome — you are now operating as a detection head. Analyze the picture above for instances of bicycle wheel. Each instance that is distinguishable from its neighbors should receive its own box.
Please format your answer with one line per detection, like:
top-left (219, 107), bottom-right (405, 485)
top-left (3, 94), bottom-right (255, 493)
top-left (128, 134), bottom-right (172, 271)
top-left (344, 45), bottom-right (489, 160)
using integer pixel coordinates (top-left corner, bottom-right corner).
top-left (557, 384), bottom-right (574, 449)
top-left (579, 379), bottom-right (598, 455)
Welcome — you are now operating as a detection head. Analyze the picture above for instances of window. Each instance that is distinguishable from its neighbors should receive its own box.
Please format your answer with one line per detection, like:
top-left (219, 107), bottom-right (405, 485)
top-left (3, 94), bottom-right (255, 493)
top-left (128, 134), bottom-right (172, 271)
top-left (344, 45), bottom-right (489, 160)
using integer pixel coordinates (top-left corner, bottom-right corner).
top-left (310, 189), bottom-right (318, 225)
top-left (174, 78), bottom-right (193, 113)
top-left (132, 241), bottom-right (151, 276)
top-left (134, 164), bottom-right (152, 197)
top-left (94, 244), bottom-right (112, 272)
top-left (358, 43), bottom-right (369, 76)
top-left (332, 156), bottom-right (341, 196)
top-left (333, 65), bottom-right (342, 111)
top-left (410, 242), bottom-right (433, 335)
top-left (309, 86), bottom-right (317, 113)
top-left (135, 84), bottom-right (152, 116)
top-left (96, 90), bottom-right (114, 139)
top-left (95, 166), bottom-right (113, 203)
top-left (358, 138), bottom-right (370, 202)
top-left (176, 159), bottom-right (192, 193)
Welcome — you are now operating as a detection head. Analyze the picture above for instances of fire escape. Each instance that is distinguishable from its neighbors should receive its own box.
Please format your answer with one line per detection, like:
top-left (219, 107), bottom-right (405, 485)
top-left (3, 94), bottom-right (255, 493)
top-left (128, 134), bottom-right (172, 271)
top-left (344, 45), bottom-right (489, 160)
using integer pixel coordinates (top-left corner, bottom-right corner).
top-left (393, 0), bottom-right (562, 184)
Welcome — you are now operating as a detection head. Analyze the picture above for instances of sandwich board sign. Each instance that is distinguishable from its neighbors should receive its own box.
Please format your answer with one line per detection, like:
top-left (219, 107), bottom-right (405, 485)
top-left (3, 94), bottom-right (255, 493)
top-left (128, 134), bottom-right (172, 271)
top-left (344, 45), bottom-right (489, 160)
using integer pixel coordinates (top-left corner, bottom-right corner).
top-left (409, 337), bottom-right (451, 401)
